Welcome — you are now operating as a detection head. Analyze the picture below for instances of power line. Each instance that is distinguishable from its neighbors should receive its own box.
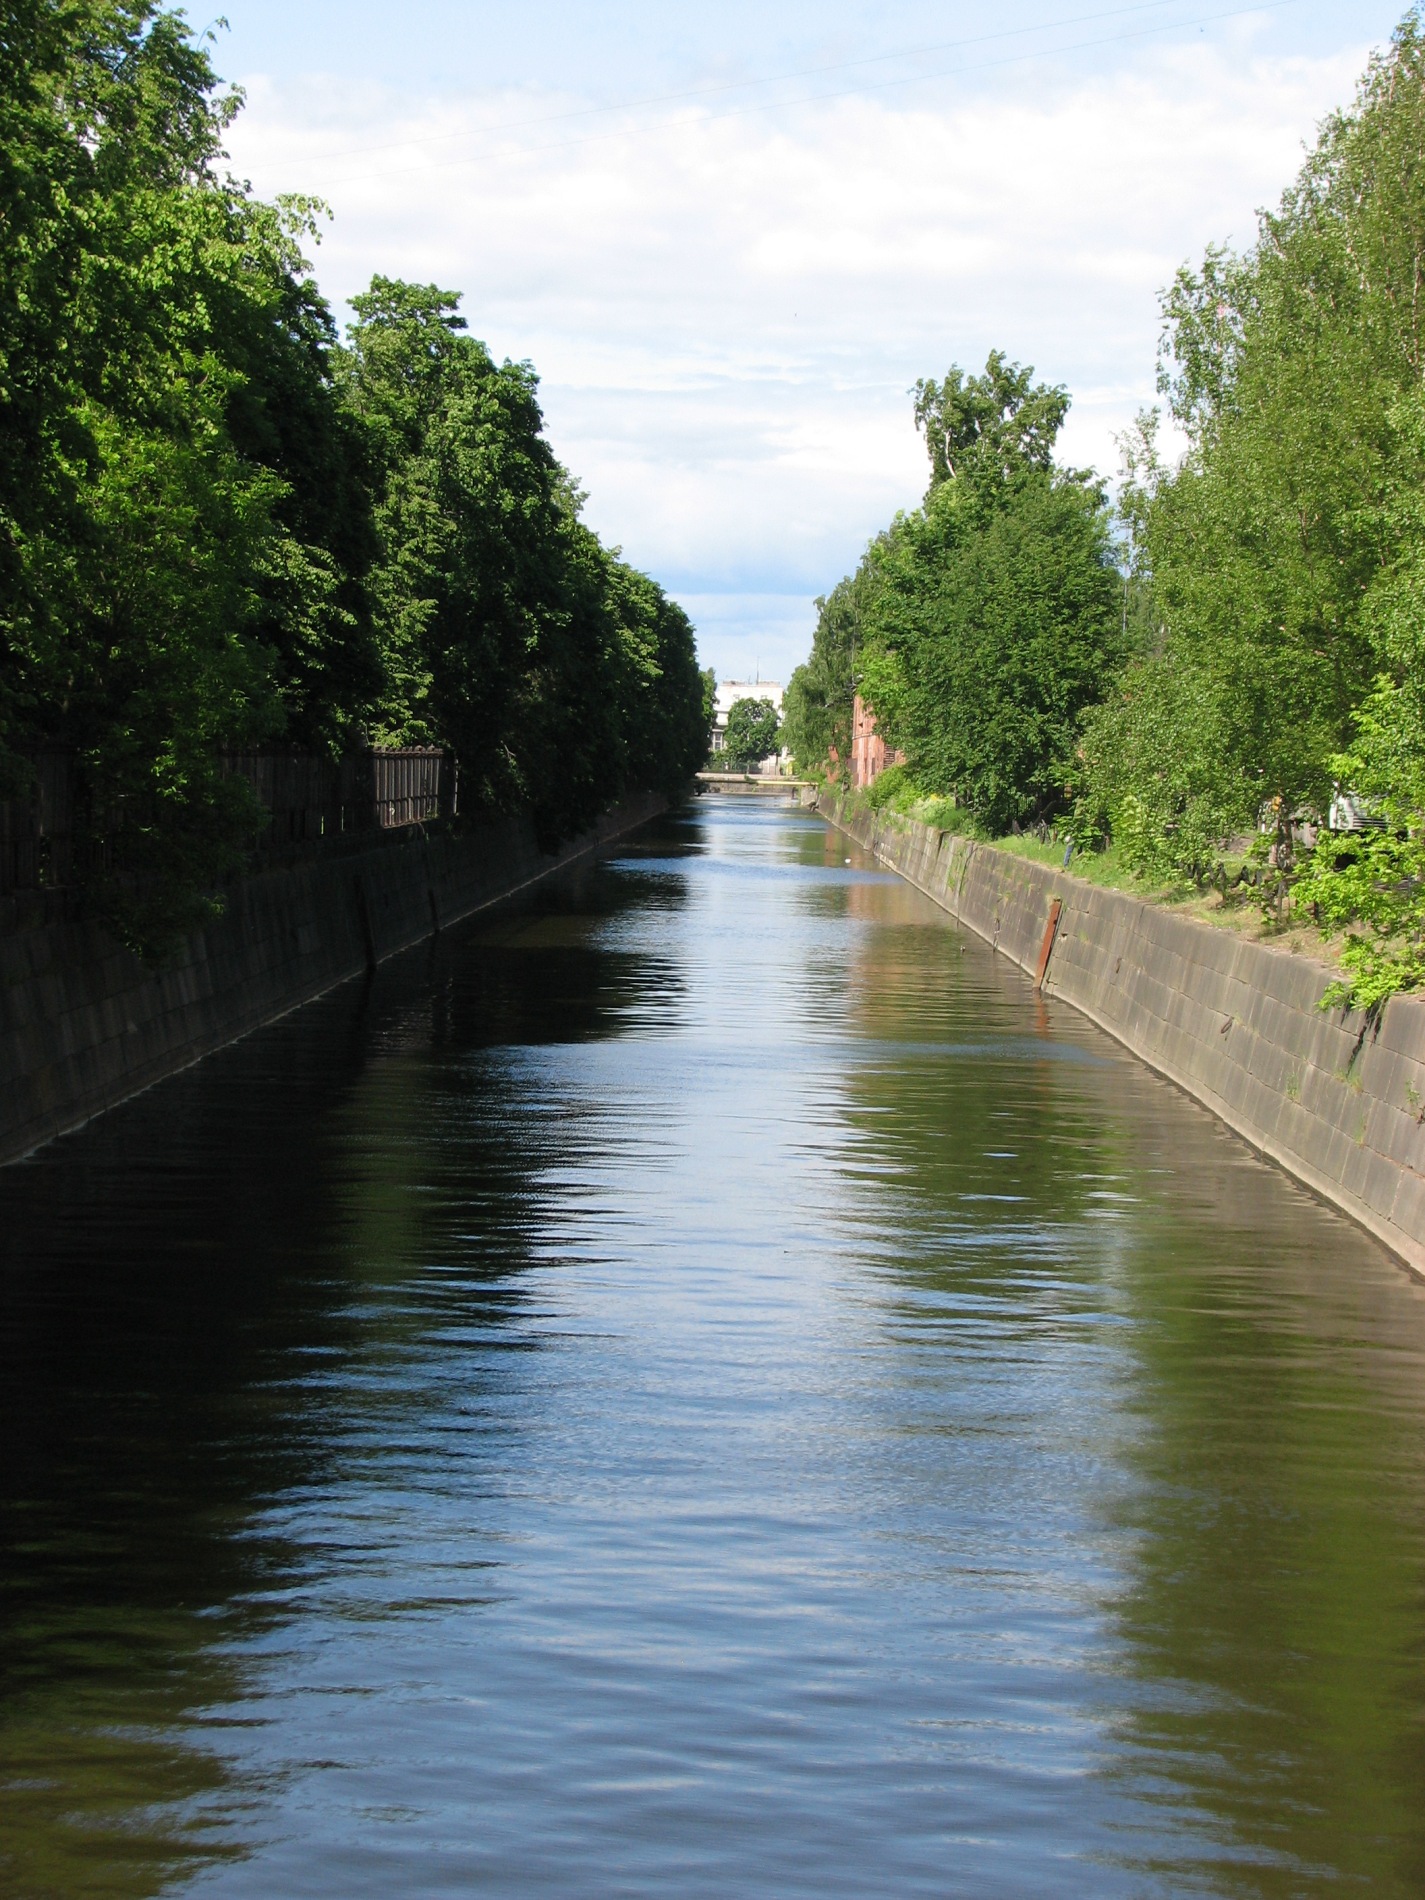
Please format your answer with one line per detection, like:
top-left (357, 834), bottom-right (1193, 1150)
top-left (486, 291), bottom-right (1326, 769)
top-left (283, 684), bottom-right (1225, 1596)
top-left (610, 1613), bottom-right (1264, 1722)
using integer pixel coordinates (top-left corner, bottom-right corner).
top-left (275, 0), bottom-right (1303, 189)
top-left (278, 0), bottom-right (1251, 171)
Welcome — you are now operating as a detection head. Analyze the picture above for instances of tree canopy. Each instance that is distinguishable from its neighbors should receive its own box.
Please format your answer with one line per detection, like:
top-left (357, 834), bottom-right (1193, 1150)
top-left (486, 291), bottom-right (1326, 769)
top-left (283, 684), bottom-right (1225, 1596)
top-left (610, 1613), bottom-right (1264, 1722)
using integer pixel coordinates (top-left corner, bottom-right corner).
top-left (788, 11), bottom-right (1425, 1005)
top-left (912, 351), bottom-right (1070, 491)
top-left (782, 575), bottom-right (862, 776)
top-left (723, 696), bottom-right (781, 770)
top-left (0, 3), bottom-right (707, 948)
top-left (798, 354), bottom-right (1124, 833)
top-left (1072, 11), bottom-right (1425, 999)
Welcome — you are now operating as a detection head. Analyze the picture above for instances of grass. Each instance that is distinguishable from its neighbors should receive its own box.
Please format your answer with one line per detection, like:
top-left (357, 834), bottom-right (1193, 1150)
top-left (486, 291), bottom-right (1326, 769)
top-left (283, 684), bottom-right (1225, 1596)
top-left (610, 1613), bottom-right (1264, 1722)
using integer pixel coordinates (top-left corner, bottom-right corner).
top-left (822, 778), bottom-right (1355, 974)
top-left (998, 831), bottom-right (1355, 966)
top-left (987, 832), bottom-right (1193, 898)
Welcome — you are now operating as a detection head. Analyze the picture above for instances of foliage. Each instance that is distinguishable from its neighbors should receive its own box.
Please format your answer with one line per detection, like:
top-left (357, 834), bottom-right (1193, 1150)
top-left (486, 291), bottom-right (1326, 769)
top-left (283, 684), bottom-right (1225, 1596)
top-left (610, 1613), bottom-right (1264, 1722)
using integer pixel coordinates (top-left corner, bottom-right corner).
top-left (913, 350), bottom-right (1069, 491)
top-left (340, 279), bottom-right (599, 839)
top-left (863, 761), bottom-right (912, 810)
top-left (2, 2), bottom-right (275, 941)
top-left (0, 8), bottom-right (705, 951)
top-left (337, 277), bottom-right (704, 841)
top-left (1076, 12), bottom-right (1425, 916)
top-left (911, 794), bottom-right (982, 836)
top-left (846, 355), bottom-right (1124, 835)
top-left (603, 557), bottom-right (709, 800)
top-left (0, 4), bottom-right (382, 944)
top-left (1072, 653), bottom-right (1241, 874)
top-left (1293, 678), bottom-right (1425, 1010)
top-left (1053, 11), bottom-right (1425, 1010)
top-left (789, 354), bottom-right (1121, 829)
top-left (782, 572), bottom-right (867, 775)
top-left (798, 12), bottom-right (1425, 1010)
top-left (723, 696), bottom-right (780, 769)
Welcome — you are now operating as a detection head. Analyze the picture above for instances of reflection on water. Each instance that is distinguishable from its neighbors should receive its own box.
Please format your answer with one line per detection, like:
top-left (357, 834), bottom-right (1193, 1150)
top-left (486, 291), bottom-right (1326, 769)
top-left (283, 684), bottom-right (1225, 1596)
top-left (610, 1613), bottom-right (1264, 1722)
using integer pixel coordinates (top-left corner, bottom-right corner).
top-left (3, 796), bottom-right (1425, 1897)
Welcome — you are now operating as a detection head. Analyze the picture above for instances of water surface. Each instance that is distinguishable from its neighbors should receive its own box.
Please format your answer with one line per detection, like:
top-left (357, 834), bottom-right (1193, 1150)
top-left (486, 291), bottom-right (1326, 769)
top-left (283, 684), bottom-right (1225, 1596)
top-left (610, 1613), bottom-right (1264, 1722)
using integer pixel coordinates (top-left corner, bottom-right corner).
top-left (4, 796), bottom-right (1425, 1897)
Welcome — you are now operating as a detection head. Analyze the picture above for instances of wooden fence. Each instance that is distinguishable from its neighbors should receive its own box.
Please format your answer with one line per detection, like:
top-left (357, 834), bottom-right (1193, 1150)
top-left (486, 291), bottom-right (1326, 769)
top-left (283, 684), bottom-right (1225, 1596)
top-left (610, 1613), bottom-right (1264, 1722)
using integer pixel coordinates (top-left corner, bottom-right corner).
top-left (0, 748), bottom-right (456, 897)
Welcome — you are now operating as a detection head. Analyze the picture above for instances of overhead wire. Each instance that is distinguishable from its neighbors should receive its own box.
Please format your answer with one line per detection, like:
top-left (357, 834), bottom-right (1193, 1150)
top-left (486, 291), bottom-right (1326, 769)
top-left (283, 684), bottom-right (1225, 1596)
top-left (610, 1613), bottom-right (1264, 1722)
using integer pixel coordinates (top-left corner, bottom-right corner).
top-left (280, 0), bottom-right (1268, 170)
top-left (269, 0), bottom-right (1304, 190)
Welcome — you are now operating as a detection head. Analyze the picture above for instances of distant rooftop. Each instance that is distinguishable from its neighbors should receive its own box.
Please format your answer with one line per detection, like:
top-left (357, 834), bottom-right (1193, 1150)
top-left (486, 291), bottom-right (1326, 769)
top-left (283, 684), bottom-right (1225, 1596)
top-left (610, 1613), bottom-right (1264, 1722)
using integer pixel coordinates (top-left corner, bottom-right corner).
top-left (713, 679), bottom-right (784, 716)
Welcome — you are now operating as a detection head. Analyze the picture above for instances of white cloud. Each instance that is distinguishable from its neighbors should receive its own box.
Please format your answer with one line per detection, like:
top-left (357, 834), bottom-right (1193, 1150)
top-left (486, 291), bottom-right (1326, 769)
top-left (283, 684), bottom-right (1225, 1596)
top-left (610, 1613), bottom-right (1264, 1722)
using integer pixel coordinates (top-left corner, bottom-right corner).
top-left (227, 31), bottom-right (1367, 680)
top-left (676, 593), bottom-right (820, 687)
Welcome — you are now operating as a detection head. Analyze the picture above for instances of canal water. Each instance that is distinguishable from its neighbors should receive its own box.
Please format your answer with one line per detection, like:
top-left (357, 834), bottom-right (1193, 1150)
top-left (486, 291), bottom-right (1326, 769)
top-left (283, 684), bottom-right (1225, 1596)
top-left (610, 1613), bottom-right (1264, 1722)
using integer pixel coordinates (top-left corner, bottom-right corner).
top-left (4, 796), bottom-right (1425, 1898)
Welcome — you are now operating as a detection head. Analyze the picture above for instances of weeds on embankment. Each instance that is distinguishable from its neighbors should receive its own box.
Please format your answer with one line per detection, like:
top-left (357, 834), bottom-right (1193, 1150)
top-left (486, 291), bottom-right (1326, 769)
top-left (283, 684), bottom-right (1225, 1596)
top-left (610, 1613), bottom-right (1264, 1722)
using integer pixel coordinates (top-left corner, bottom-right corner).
top-left (821, 774), bottom-right (1358, 978)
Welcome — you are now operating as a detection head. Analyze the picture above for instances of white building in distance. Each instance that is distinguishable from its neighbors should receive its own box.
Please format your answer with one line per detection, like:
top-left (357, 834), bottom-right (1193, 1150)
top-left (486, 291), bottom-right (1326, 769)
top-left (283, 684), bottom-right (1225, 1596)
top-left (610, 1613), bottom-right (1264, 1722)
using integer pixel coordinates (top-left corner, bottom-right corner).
top-left (709, 679), bottom-right (788, 770)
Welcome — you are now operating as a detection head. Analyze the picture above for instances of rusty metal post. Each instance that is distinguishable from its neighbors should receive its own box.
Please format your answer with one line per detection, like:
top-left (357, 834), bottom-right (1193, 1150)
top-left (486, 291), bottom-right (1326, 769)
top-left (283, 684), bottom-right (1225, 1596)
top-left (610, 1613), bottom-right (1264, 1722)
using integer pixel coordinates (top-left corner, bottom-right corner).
top-left (1034, 898), bottom-right (1063, 990)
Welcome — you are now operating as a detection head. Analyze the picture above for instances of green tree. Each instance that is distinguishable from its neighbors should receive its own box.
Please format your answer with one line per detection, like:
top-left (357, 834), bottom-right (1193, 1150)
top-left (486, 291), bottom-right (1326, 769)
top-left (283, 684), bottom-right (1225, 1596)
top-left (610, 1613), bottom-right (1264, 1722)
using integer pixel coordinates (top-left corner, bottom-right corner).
top-left (1291, 386), bottom-right (1425, 1005)
top-left (853, 354), bottom-right (1123, 833)
top-left (339, 278), bottom-right (615, 843)
top-left (603, 557), bottom-right (708, 797)
top-left (913, 350), bottom-right (1069, 491)
top-left (723, 696), bottom-right (780, 770)
top-left (340, 276), bottom-right (707, 839)
top-left (0, 6), bottom-right (708, 951)
top-left (699, 667), bottom-right (717, 757)
top-left (1077, 12), bottom-right (1425, 882)
top-left (0, 1), bottom-right (378, 949)
top-left (782, 572), bottom-right (867, 775)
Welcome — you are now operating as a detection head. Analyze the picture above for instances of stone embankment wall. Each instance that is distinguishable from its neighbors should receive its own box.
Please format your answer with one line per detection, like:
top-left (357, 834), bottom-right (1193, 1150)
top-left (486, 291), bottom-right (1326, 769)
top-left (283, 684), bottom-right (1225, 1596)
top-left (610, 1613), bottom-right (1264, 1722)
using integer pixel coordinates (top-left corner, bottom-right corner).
top-left (818, 789), bottom-right (1425, 1279)
top-left (0, 793), bottom-right (665, 1166)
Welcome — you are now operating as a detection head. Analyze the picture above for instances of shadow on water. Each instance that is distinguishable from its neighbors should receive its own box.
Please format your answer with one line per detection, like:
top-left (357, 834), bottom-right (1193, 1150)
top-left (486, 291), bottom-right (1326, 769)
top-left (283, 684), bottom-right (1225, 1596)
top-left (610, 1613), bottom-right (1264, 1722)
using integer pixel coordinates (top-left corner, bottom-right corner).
top-left (2, 796), bottom-right (1425, 1896)
top-left (0, 836), bottom-right (682, 1897)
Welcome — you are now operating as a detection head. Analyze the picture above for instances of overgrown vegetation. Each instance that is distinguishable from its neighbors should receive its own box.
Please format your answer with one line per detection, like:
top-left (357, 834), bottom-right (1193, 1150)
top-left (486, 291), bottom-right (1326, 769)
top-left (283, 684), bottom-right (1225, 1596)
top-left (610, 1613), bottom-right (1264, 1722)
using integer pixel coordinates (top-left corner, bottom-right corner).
top-left (722, 696), bottom-right (780, 770)
top-left (789, 10), bottom-right (1425, 1009)
top-left (0, 2), bottom-right (707, 953)
top-left (785, 353), bottom-right (1127, 834)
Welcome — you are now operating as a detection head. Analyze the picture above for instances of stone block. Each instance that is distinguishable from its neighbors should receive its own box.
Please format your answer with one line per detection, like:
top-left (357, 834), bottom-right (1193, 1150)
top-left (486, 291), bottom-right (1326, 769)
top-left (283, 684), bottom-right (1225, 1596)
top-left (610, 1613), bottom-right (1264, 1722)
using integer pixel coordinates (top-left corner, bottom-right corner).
top-left (1388, 1167), bottom-right (1425, 1238)
top-left (1356, 1046), bottom-right (1423, 1119)
top-left (1242, 1030), bottom-right (1294, 1095)
top-left (1363, 1096), bottom-right (1425, 1173)
top-left (1379, 994), bottom-right (1425, 1060)
top-left (1336, 1142), bottom-right (1408, 1223)
top-left (1295, 1116), bottom-right (1363, 1192)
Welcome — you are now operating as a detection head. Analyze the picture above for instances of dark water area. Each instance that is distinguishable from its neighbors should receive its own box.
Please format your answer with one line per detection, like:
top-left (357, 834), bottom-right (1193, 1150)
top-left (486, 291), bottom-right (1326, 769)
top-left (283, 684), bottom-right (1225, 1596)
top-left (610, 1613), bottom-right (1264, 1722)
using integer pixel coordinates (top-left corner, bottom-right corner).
top-left (4, 795), bottom-right (1425, 1898)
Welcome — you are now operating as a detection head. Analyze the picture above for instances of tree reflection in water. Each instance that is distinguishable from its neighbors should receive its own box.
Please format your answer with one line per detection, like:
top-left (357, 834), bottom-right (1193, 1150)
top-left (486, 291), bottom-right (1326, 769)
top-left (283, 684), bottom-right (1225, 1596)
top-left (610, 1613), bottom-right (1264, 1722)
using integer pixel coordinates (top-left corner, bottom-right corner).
top-left (1, 801), bottom-right (1424, 1898)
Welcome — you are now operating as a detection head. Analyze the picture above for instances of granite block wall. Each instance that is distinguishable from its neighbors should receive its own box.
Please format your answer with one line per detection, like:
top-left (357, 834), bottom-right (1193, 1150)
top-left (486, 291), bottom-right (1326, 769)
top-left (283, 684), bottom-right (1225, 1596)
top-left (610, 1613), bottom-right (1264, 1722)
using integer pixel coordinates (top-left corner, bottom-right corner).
top-left (820, 791), bottom-right (1425, 1278)
top-left (0, 793), bottom-right (665, 1165)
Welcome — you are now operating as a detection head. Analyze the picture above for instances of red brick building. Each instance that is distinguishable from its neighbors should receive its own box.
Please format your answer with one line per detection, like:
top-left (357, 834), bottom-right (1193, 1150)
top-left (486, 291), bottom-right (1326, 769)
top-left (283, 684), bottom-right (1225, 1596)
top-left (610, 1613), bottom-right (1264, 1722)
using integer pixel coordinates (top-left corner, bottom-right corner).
top-left (850, 695), bottom-right (903, 790)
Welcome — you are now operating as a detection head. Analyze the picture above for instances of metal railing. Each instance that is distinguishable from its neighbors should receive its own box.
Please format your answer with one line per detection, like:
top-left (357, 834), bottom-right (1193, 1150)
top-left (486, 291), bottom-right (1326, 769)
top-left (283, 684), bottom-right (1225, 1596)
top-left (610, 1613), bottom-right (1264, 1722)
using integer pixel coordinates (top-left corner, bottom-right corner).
top-left (371, 747), bottom-right (450, 830)
top-left (0, 747), bottom-right (456, 897)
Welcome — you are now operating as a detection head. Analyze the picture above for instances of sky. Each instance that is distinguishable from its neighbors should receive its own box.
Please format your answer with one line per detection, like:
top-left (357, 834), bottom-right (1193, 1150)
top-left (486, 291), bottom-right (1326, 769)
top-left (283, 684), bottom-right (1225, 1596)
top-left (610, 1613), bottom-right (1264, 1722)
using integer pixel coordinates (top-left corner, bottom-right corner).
top-left (213, 0), bottom-right (1403, 685)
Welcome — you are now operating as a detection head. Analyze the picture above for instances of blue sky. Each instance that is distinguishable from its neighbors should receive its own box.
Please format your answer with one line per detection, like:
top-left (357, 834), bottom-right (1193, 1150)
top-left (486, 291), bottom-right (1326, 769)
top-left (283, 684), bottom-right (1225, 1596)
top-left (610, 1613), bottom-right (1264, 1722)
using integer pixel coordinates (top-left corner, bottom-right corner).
top-left (213, 0), bottom-right (1403, 683)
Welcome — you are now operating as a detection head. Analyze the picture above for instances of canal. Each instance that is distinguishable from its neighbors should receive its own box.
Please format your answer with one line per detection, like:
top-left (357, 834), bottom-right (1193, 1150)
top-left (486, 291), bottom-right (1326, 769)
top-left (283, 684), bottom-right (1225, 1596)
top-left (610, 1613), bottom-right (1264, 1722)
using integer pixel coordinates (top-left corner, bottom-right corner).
top-left (4, 796), bottom-right (1425, 1897)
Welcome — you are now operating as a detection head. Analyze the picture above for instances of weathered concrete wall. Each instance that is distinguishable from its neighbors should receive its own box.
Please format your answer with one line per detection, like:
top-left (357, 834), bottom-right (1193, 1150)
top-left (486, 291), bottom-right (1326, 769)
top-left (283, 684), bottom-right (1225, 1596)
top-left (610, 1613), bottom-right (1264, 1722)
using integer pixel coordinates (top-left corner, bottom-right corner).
top-left (818, 789), bottom-right (1425, 1279)
top-left (0, 793), bottom-right (665, 1165)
